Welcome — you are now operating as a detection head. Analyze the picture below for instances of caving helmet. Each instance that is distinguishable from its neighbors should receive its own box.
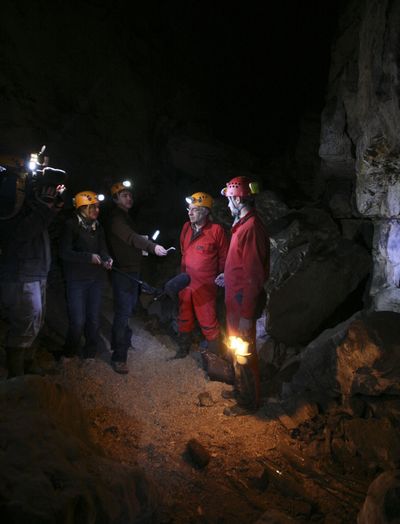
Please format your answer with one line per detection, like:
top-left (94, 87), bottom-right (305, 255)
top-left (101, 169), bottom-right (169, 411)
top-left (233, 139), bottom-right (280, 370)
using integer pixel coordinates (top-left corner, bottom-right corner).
top-left (185, 192), bottom-right (213, 209)
top-left (73, 191), bottom-right (102, 208)
top-left (111, 180), bottom-right (132, 197)
top-left (221, 176), bottom-right (259, 198)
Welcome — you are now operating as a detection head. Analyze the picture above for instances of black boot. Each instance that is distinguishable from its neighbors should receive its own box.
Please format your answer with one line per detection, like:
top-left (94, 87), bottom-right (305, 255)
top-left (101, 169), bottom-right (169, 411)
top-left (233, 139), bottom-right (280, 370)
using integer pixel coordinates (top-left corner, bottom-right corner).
top-left (6, 347), bottom-right (25, 379)
top-left (206, 337), bottom-right (221, 355)
top-left (173, 332), bottom-right (192, 359)
top-left (199, 338), bottom-right (220, 370)
top-left (24, 347), bottom-right (45, 376)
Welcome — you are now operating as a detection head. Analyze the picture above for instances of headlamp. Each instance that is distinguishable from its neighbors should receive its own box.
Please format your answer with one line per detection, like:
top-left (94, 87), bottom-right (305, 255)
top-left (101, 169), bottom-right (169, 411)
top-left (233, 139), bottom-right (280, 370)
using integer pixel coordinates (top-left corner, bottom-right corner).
top-left (123, 180), bottom-right (131, 188)
top-left (98, 194), bottom-right (105, 201)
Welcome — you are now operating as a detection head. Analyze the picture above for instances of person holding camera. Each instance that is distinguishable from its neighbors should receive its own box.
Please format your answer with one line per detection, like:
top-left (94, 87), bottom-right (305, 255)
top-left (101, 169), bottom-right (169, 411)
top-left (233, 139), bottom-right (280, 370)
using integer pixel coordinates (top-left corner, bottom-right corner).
top-left (0, 153), bottom-right (67, 378)
top-left (60, 191), bottom-right (113, 359)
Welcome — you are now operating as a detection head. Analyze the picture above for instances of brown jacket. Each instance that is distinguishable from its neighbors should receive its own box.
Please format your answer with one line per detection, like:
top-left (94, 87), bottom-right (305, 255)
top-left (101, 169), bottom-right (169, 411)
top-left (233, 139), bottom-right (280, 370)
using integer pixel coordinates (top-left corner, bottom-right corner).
top-left (106, 206), bottom-right (157, 272)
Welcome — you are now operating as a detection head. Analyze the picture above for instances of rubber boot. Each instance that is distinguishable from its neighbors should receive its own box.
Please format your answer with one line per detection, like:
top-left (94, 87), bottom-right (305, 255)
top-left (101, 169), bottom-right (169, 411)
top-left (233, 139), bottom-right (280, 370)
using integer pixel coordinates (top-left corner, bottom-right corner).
top-left (24, 346), bottom-right (45, 376)
top-left (206, 337), bottom-right (221, 355)
top-left (200, 337), bottom-right (220, 371)
top-left (6, 347), bottom-right (25, 379)
top-left (235, 352), bottom-right (261, 410)
top-left (173, 332), bottom-right (192, 359)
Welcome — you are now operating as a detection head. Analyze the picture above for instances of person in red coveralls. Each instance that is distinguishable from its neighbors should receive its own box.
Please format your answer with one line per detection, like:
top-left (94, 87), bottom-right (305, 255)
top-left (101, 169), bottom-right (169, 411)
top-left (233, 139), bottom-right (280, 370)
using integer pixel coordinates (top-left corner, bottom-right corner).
top-left (175, 192), bottom-right (229, 359)
top-left (216, 176), bottom-right (270, 415)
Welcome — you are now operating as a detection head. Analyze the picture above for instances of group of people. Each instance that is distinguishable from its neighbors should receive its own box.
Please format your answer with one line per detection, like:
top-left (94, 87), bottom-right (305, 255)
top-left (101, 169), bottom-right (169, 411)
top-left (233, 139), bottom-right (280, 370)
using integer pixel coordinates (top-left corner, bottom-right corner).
top-left (0, 150), bottom-right (269, 413)
top-left (176, 177), bottom-right (269, 413)
top-left (60, 181), bottom-right (168, 374)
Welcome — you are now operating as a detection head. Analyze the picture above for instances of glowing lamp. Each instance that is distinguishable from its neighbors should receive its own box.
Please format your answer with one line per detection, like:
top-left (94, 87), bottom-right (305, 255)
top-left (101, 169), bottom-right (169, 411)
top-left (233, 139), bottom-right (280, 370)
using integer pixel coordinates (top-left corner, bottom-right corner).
top-left (29, 153), bottom-right (38, 171)
top-left (97, 194), bottom-right (105, 201)
top-left (227, 336), bottom-right (251, 364)
top-left (152, 229), bottom-right (160, 241)
top-left (122, 180), bottom-right (131, 188)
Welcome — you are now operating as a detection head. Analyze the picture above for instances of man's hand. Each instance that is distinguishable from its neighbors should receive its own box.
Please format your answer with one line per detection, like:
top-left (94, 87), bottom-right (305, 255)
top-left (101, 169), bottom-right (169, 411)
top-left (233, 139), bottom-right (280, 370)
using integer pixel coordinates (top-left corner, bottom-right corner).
top-left (238, 317), bottom-right (252, 337)
top-left (91, 254), bottom-right (102, 265)
top-left (102, 258), bottom-right (113, 270)
top-left (215, 273), bottom-right (225, 287)
top-left (155, 245), bottom-right (168, 256)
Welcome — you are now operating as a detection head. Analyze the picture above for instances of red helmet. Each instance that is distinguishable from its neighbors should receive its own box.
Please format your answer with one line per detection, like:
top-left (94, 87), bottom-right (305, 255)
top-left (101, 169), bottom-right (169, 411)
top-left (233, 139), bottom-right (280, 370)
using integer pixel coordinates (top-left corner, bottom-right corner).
top-left (221, 176), bottom-right (259, 197)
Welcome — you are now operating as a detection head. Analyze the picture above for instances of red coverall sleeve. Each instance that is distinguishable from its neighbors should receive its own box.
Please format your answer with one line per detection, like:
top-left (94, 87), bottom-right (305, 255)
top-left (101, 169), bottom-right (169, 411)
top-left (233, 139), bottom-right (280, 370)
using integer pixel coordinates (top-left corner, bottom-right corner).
top-left (240, 224), bottom-right (269, 319)
top-left (180, 223), bottom-right (189, 273)
top-left (216, 226), bottom-right (229, 273)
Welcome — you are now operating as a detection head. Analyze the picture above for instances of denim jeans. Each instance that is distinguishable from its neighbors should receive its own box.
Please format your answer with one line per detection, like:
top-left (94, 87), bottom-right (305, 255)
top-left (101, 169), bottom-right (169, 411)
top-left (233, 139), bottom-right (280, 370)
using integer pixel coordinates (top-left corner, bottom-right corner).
top-left (65, 279), bottom-right (103, 358)
top-left (111, 271), bottom-right (139, 363)
top-left (0, 280), bottom-right (46, 348)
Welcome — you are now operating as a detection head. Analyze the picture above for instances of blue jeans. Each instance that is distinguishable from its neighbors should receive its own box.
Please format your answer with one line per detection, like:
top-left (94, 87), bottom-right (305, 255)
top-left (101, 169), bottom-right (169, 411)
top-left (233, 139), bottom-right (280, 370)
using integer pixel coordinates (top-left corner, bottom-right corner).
top-left (0, 280), bottom-right (46, 348)
top-left (111, 271), bottom-right (139, 363)
top-left (65, 279), bottom-right (103, 358)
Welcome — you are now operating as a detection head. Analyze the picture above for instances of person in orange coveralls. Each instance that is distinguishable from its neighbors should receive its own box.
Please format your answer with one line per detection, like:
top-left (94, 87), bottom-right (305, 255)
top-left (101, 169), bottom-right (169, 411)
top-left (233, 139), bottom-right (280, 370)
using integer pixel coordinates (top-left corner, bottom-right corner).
top-left (216, 176), bottom-right (270, 415)
top-left (175, 192), bottom-right (229, 359)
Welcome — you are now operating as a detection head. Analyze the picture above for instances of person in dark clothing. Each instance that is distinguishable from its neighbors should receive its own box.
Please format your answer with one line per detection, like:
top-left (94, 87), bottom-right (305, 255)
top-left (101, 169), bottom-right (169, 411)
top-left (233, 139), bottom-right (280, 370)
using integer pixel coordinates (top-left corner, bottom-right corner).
top-left (60, 191), bottom-right (112, 359)
top-left (106, 181), bottom-right (168, 374)
top-left (0, 154), bottom-right (67, 378)
top-left (216, 176), bottom-right (270, 415)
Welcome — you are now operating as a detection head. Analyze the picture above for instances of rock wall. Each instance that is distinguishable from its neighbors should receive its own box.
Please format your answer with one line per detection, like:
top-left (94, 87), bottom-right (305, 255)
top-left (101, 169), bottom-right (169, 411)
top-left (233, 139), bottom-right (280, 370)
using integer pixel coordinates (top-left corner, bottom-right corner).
top-left (319, 0), bottom-right (400, 310)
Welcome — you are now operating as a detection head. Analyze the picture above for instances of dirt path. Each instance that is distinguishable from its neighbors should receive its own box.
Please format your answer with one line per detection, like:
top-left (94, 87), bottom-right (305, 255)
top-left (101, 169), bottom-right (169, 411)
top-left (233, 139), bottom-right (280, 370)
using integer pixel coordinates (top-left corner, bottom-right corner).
top-left (51, 307), bottom-right (286, 523)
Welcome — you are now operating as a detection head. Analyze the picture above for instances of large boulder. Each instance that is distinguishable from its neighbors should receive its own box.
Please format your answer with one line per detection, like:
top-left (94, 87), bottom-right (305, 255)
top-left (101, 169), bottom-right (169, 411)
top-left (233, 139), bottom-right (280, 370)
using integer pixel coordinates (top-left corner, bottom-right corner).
top-left (266, 207), bottom-right (371, 345)
top-left (358, 470), bottom-right (400, 524)
top-left (288, 311), bottom-right (400, 400)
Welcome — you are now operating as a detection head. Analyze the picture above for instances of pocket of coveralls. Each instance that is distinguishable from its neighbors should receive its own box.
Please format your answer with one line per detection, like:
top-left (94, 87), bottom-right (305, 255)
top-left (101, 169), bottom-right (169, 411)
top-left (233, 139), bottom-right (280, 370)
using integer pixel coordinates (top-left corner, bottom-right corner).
top-left (196, 243), bottom-right (216, 254)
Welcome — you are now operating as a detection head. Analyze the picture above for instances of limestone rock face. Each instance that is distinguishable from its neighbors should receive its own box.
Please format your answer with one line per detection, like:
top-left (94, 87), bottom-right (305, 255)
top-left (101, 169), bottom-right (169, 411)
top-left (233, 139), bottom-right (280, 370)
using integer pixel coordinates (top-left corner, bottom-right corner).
top-left (0, 376), bottom-right (157, 523)
top-left (319, 0), bottom-right (400, 310)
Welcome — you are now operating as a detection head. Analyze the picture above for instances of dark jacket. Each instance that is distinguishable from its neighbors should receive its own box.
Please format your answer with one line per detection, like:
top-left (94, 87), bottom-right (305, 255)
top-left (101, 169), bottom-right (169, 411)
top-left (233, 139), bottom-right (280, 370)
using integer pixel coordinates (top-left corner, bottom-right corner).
top-left (0, 199), bottom-right (57, 282)
top-left (60, 214), bottom-right (111, 281)
top-left (106, 206), bottom-right (157, 273)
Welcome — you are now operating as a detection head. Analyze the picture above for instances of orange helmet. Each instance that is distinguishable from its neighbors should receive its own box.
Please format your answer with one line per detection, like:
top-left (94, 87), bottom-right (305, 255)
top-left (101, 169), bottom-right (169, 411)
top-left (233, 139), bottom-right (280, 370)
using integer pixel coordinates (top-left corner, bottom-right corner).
top-left (185, 192), bottom-right (213, 209)
top-left (111, 180), bottom-right (132, 197)
top-left (73, 191), bottom-right (100, 208)
top-left (221, 176), bottom-right (259, 197)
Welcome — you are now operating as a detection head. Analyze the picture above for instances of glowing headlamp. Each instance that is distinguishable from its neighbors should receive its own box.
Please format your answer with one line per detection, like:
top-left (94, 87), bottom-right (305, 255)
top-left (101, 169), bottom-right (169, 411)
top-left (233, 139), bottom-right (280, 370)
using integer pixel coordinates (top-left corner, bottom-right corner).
top-left (97, 194), bottom-right (105, 201)
top-left (29, 153), bottom-right (39, 172)
top-left (122, 180), bottom-right (131, 188)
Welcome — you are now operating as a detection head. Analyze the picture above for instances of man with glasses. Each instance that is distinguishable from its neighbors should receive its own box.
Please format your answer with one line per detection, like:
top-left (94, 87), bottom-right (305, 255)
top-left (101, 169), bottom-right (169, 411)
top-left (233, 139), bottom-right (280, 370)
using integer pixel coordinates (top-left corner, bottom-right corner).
top-left (175, 192), bottom-right (229, 359)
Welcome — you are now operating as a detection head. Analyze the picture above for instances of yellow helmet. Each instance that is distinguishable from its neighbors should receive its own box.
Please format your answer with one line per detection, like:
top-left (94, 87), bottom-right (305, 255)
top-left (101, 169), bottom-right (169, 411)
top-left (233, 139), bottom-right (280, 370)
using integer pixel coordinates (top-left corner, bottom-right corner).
top-left (111, 180), bottom-right (132, 197)
top-left (185, 192), bottom-right (213, 209)
top-left (73, 191), bottom-right (100, 208)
